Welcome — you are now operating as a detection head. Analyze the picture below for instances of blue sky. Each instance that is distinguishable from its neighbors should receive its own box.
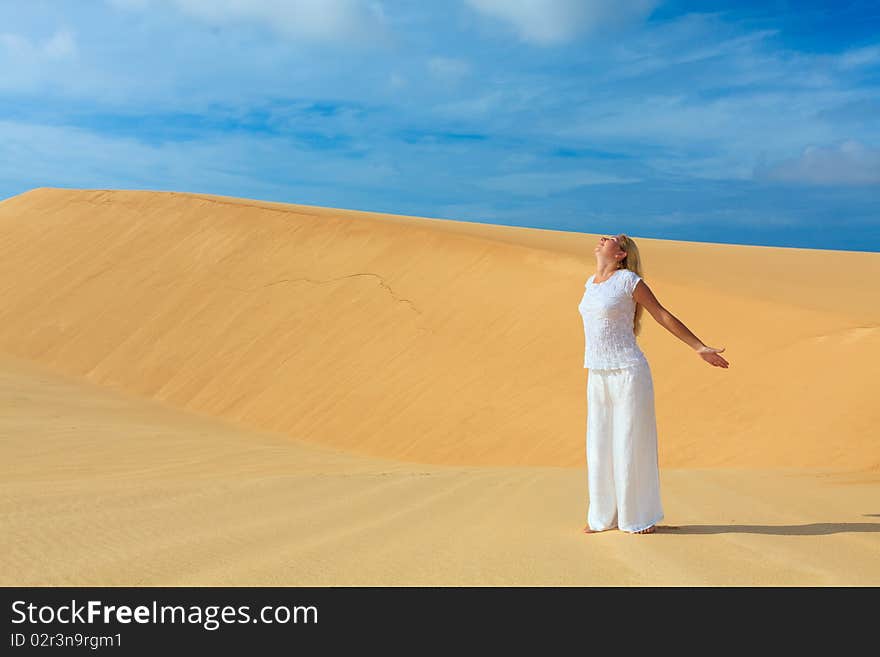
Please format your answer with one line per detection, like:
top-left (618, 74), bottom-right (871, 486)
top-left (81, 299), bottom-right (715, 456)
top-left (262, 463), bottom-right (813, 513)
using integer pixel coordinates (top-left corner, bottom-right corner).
top-left (1, 1), bottom-right (878, 252)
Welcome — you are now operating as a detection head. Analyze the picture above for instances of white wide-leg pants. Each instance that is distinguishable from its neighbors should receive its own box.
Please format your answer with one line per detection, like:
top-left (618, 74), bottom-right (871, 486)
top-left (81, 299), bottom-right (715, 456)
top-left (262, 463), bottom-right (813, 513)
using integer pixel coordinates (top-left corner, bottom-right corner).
top-left (586, 358), bottom-right (664, 533)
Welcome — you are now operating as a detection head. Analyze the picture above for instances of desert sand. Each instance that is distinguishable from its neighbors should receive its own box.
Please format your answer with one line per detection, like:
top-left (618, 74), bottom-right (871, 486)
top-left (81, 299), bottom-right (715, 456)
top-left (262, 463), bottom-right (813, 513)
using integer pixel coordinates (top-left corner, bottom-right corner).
top-left (0, 187), bottom-right (877, 585)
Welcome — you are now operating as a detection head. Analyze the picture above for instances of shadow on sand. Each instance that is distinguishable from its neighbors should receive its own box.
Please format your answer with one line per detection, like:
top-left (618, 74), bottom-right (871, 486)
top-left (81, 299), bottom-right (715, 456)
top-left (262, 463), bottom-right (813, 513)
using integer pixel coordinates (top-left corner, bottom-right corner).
top-left (659, 521), bottom-right (880, 536)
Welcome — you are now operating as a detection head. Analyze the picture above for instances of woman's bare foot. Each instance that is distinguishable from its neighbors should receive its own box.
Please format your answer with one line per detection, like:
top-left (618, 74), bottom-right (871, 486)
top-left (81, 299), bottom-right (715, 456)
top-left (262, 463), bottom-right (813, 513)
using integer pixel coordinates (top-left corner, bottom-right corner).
top-left (583, 524), bottom-right (601, 533)
top-left (633, 525), bottom-right (655, 534)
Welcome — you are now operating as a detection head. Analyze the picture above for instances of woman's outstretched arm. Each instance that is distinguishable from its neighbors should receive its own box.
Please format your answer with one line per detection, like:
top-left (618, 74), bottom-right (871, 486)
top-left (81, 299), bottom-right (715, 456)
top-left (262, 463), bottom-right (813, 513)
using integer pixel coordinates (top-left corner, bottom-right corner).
top-left (632, 280), bottom-right (730, 369)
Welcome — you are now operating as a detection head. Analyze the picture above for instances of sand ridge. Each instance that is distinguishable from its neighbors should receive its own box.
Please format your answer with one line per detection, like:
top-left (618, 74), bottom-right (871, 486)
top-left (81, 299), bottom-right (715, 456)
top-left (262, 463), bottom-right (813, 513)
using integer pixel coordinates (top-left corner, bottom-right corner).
top-left (0, 187), bottom-right (878, 585)
top-left (0, 187), bottom-right (876, 470)
top-left (1, 352), bottom-right (877, 586)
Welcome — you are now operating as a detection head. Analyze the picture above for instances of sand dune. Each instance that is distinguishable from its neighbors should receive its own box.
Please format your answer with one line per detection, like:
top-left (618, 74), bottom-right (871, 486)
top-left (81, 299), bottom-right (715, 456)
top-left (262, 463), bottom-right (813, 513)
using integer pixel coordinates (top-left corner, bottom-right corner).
top-left (2, 352), bottom-right (877, 586)
top-left (0, 187), bottom-right (877, 470)
top-left (1, 187), bottom-right (878, 586)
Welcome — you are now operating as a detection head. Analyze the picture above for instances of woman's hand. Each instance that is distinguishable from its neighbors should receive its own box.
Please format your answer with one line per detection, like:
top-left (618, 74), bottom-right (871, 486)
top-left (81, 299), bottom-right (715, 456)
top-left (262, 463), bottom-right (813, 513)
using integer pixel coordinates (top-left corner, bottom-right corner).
top-left (696, 345), bottom-right (729, 368)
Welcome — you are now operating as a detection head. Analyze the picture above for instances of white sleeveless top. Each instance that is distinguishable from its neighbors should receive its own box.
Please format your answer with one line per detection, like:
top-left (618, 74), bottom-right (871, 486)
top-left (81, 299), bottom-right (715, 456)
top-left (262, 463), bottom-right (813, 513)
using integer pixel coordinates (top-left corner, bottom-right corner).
top-left (578, 268), bottom-right (647, 370)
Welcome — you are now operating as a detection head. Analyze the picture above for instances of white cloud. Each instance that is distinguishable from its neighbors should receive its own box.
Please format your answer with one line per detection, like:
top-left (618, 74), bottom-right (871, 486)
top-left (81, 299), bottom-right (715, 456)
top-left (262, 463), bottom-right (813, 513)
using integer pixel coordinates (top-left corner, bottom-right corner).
top-left (0, 28), bottom-right (80, 93)
top-left (427, 57), bottom-right (471, 83)
top-left (0, 28), bottom-right (78, 60)
top-left (607, 26), bottom-right (781, 80)
top-left (465, 0), bottom-right (658, 45)
top-left (107, 0), bottom-right (151, 8)
top-left (388, 72), bottom-right (407, 89)
top-left (0, 33), bottom-right (29, 56)
top-left (545, 86), bottom-right (871, 182)
top-left (430, 76), bottom-right (556, 121)
top-left (432, 90), bottom-right (506, 118)
top-left (757, 140), bottom-right (880, 186)
top-left (108, 0), bottom-right (390, 46)
top-left (837, 44), bottom-right (880, 70)
top-left (0, 118), bottom-right (400, 200)
top-left (44, 29), bottom-right (78, 58)
top-left (478, 169), bottom-right (640, 196)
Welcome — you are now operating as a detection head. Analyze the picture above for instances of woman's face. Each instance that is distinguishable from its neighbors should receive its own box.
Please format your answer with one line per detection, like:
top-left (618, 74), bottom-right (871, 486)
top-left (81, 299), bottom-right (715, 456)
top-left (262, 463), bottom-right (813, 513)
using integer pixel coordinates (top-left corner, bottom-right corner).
top-left (595, 235), bottom-right (624, 259)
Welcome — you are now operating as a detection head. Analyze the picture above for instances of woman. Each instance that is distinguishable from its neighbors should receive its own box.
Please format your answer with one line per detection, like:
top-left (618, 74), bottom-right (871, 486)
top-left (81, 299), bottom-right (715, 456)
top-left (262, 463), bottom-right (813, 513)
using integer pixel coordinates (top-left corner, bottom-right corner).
top-left (578, 234), bottom-right (729, 535)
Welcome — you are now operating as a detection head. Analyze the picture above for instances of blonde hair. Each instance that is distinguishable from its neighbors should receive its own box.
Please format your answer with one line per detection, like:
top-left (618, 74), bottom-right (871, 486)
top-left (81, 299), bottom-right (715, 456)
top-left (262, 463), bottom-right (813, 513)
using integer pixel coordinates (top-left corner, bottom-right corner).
top-left (614, 234), bottom-right (644, 337)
